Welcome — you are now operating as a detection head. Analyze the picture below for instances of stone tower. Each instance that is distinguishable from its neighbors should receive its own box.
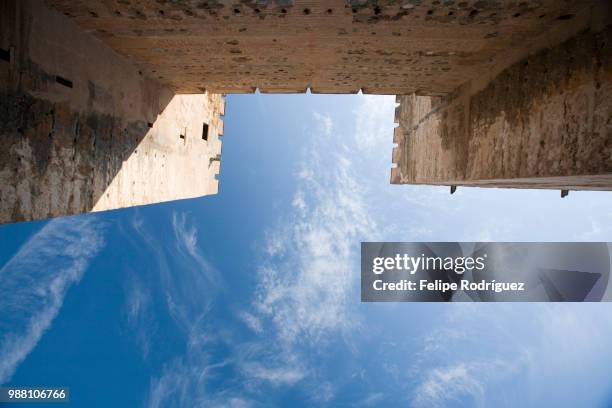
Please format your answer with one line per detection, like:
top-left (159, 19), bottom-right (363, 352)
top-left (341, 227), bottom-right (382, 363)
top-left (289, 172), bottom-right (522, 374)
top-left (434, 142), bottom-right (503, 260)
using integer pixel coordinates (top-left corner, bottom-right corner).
top-left (1, 0), bottom-right (610, 224)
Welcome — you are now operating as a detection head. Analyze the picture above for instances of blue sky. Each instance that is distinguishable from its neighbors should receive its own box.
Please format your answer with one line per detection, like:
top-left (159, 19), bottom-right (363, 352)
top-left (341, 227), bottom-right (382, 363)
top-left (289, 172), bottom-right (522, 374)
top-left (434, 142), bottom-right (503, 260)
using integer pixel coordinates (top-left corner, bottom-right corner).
top-left (1, 93), bottom-right (612, 407)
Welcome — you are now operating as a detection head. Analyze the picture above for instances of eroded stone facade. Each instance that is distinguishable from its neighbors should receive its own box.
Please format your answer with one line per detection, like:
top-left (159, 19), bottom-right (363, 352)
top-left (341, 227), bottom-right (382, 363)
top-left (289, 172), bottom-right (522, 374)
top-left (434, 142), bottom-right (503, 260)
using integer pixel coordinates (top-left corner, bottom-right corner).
top-left (1, 0), bottom-right (610, 224)
top-left (43, 0), bottom-right (599, 95)
top-left (0, 0), bottom-right (224, 223)
top-left (391, 26), bottom-right (612, 190)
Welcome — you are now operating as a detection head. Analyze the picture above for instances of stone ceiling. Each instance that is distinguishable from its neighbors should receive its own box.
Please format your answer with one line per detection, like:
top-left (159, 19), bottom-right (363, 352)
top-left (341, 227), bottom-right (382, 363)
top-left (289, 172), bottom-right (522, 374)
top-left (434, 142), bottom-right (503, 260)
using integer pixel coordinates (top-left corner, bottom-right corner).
top-left (45, 0), bottom-right (596, 94)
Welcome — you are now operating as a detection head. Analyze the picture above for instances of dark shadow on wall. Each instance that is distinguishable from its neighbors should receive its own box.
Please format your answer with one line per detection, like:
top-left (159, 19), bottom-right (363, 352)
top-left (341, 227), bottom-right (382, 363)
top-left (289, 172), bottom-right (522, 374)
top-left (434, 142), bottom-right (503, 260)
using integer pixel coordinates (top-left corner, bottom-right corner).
top-left (0, 0), bottom-right (176, 224)
top-left (0, 88), bottom-right (170, 223)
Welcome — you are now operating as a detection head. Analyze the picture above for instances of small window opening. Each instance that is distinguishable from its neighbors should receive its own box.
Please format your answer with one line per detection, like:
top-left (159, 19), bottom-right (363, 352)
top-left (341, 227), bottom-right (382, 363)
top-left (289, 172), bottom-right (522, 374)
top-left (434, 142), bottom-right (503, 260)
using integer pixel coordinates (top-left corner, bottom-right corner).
top-left (556, 14), bottom-right (574, 21)
top-left (202, 122), bottom-right (209, 141)
top-left (55, 75), bottom-right (73, 88)
top-left (0, 47), bottom-right (10, 63)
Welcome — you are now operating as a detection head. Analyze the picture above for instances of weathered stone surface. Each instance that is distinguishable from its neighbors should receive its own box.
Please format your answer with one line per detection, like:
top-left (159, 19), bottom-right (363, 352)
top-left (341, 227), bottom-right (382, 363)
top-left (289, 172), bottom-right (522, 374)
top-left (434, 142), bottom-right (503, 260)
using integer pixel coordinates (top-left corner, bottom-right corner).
top-left (391, 26), bottom-right (612, 190)
top-left (0, 0), bottom-right (224, 224)
top-left (42, 0), bottom-right (599, 95)
top-left (1, 0), bottom-right (611, 226)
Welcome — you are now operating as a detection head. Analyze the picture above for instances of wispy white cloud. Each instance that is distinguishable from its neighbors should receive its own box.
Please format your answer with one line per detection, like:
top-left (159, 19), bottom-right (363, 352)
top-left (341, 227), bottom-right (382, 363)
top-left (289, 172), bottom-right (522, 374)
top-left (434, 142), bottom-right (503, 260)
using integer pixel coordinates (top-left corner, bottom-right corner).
top-left (147, 359), bottom-right (190, 408)
top-left (313, 112), bottom-right (333, 136)
top-left (409, 303), bottom-right (612, 407)
top-left (132, 212), bottom-right (244, 407)
top-left (412, 363), bottom-right (485, 408)
top-left (241, 362), bottom-right (305, 386)
top-left (147, 356), bottom-right (233, 408)
top-left (228, 96), bottom-right (397, 395)
top-left (130, 211), bottom-right (219, 335)
top-left (146, 336), bottom-right (247, 408)
top-left (238, 311), bottom-right (263, 334)
top-left (123, 275), bottom-right (155, 359)
top-left (354, 95), bottom-right (396, 151)
top-left (310, 382), bottom-right (335, 404)
top-left (126, 279), bottom-right (150, 323)
top-left (0, 217), bottom-right (105, 384)
top-left (361, 392), bottom-right (384, 406)
top-left (212, 397), bottom-right (253, 408)
top-left (254, 106), bottom-right (384, 349)
top-left (172, 212), bottom-right (219, 287)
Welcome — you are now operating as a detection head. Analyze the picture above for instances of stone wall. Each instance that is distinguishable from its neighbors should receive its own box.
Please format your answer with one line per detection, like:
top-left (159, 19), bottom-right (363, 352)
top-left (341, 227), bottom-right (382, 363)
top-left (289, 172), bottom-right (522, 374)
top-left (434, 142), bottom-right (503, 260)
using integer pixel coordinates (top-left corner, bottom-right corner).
top-left (43, 0), bottom-right (598, 95)
top-left (391, 26), bottom-right (612, 190)
top-left (0, 0), bottom-right (224, 223)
